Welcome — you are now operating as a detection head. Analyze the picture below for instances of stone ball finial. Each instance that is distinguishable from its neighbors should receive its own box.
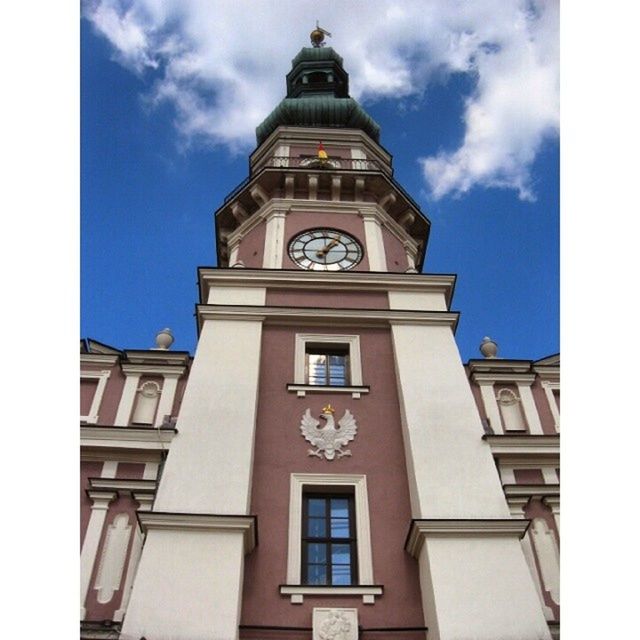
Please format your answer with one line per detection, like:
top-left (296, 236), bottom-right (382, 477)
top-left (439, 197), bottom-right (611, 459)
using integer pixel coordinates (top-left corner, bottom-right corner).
top-left (480, 336), bottom-right (498, 359)
top-left (154, 328), bottom-right (174, 350)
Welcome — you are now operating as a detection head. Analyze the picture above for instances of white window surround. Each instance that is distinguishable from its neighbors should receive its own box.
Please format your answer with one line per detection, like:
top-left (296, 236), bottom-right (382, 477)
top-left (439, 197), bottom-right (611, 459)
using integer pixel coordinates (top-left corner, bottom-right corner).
top-left (283, 473), bottom-right (379, 604)
top-left (291, 334), bottom-right (365, 398)
top-left (81, 370), bottom-right (111, 424)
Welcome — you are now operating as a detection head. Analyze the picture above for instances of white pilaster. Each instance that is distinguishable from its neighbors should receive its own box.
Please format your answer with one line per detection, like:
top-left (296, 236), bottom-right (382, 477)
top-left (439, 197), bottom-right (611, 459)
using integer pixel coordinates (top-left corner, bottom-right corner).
top-left (362, 212), bottom-right (387, 271)
top-left (521, 532), bottom-right (555, 620)
top-left (478, 382), bottom-right (503, 434)
top-left (391, 322), bottom-right (550, 639)
top-left (517, 382), bottom-right (544, 434)
top-left (153, 373), bottom-right (180, 427)
top-left (80, 490), bottom-right (117, 619)
top-left (121, 316), bottom-right (263, 638)
top-left (262, 209), bottom-right (287, 268)
top-left (113, 492), bottom-right (154, 622)
top-left (543, 496), bottom-right (560, 533)
top-left (115, 374), bottom-right (140, 426)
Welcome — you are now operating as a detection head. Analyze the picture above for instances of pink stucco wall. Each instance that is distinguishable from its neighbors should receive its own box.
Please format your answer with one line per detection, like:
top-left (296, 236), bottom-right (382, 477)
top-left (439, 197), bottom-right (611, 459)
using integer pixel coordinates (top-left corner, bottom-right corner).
top-left (513, 468), bottom-right (545, 484)
top-left (266, 288), bottom-right (389, 310)
top-left (531, 379), bottom-right (559, 434)
top-left (237, 219), bottom-right (268, 268)
top-left (381, 225), bottom-right (409, 273)
top-left (241, 324), bottom-right (425, 628)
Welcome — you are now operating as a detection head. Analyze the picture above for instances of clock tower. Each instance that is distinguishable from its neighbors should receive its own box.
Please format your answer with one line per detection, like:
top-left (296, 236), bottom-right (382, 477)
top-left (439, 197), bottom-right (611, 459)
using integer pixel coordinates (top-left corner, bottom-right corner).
top-left (121, 30), bottom-right (552, 640)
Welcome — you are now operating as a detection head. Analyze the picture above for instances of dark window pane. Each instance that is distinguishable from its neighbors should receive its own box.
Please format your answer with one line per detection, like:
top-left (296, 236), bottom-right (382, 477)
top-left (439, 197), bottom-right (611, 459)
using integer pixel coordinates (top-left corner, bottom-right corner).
top-left (331, 564), bottom-right (351, 585)
top-left (331, 544), bottom-right (351, 565)
top-left (330, 499), bottom-right (349, 518)
top-left (308, 517), bottom-right (326, 537)
top-left (307, 564), bottom-right (327, 585)
top-left (308, 498), bottom-right (326, 517)
top-left (331, 518), bottom-right (350, 538)
top-left (308, 543), bottom-right (327, 564)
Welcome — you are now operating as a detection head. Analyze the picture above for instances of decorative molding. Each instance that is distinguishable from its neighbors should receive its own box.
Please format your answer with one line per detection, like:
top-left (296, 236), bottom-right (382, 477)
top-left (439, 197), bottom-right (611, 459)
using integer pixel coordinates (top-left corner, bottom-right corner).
top-left (88, 478), bottom-right (158, 494)
top-left (530, 517), bottom-right (560, 605)
top-left (137, 512), bottom-right (257, 554)
top-left (81, 425), bottom-right (177, 451)
top-left (503, 484), bottom-right (560, 500)
top-left (471, 372), bottom-right (536, 384)
top-left (286, 473), bottom-right (375, 602)
top-left (197, 304), bottom-right (459, 331)
top-left (294, 334), bottom-right (363, 387)
top-left (496, 387), bottom-right (528, 432)
top-left (280, 585), bottom-right (382, 605)
top-left (81, 354), bottom-right (119, 366)
top-left (482, 434), bottom-right (559, 458)
top-left (405, 519), bottom-right (530, 558)
top-left (81, 369), bottom-right (111, 424)
top-left (94, 513), bottom-right (133, 604)
top-left (312, 607), bottom-right (359, 639)
top-left (120, 363), bottom-right (187, 377)
top-left (287, 384), bottom-right (370, 399)
top-left (198, 267), bottom-right (456, 306)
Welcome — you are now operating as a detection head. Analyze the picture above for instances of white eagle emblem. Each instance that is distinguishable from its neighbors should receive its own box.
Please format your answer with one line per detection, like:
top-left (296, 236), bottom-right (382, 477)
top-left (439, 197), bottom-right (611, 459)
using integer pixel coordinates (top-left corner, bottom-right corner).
top-left (300, 405), bottom-right (357, 460)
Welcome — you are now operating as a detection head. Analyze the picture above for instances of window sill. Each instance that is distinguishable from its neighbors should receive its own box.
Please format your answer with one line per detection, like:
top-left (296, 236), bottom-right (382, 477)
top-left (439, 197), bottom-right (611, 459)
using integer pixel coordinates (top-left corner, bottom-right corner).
top-left (279, 584), bottom-right (383, 604)
top-left (287, 384), bottom-right (370, 398)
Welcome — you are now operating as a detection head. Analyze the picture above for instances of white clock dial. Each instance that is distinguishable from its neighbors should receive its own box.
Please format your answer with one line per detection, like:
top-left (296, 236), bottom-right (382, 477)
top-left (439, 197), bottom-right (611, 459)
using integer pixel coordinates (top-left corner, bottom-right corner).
top-left (288, 229), bottom-right (363, 271)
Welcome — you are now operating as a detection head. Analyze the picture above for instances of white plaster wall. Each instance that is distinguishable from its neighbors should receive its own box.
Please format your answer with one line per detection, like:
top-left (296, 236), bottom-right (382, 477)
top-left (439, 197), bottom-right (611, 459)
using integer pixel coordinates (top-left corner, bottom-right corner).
top-left (153, 318), bottom-right (263, 514)
top-left (422, 537), bottom-right (551, 640)
top-left (121, 529), bottom-right (245, 640)
top-left (388, 290), bottom-right (448, 312)
top-left (391, 323), bottom-right (508, 518)
top-left (207, 286), bottom-right (266, 306)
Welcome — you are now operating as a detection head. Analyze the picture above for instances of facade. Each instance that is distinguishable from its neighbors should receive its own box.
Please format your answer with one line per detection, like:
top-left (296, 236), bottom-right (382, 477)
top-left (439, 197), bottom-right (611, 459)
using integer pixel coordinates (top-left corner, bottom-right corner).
top-left (81, 34), bottom-right (560, 640)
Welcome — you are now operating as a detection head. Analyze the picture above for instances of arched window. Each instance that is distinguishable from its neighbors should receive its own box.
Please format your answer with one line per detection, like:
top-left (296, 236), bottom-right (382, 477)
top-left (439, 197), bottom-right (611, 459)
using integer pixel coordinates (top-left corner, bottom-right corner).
top-left (131, 381), bottom-right (161, 425)
top-left (496, 388), bottom-right (527, 432)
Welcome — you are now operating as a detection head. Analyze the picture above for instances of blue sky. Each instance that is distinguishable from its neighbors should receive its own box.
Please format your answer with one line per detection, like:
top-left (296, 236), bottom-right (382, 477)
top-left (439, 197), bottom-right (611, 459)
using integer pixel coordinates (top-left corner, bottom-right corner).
top-left (81, 0), bottom-right (559, 361)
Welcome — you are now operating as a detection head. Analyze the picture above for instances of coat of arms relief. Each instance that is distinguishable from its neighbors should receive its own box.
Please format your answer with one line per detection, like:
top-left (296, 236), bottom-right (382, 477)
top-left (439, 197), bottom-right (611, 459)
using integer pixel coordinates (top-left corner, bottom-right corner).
top-left (299, 404), bottom-right (357, 460)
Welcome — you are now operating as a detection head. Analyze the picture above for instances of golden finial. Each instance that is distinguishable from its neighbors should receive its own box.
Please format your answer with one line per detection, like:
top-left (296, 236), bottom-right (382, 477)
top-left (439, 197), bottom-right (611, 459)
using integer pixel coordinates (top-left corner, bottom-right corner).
top-left (322, 404), bottom-right (335, 414)
top-left (310, 21), bottom-right (331, 48)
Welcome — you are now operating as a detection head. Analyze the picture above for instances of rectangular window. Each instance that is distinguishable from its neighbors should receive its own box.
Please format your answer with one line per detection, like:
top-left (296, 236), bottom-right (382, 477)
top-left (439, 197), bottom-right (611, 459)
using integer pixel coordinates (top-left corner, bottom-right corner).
top-left (305, 345), bottom-right (350, 386)
top-left (302, 493), bottom-right (357, 586)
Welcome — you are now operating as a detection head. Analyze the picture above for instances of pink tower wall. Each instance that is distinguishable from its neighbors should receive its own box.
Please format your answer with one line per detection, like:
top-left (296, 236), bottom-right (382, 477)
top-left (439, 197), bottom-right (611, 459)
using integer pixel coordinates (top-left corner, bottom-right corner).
top-left (241, 319), bottom-right (425, 628)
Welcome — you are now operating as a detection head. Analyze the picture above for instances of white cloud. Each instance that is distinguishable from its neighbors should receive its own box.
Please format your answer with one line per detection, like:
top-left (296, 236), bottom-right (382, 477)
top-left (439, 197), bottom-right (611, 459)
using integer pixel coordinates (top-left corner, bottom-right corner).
top-left (83, 0), bottom-right (559, 200)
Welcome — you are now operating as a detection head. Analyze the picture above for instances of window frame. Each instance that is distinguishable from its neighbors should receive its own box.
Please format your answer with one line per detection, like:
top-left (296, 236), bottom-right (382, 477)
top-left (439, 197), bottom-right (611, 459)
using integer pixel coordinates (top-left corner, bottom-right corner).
top-left (290, 334), bottom-right (368, 398)
top-left (282, 474), bottom-right (379, 603)
top-left (301, 492), bottom-right (358, 586)
top-left (305, 345), bottom-right (350, 387)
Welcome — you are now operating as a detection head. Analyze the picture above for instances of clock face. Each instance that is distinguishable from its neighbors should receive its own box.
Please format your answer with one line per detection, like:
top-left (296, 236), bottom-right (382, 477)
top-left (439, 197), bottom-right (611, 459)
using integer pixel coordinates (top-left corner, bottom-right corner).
top-left (288, 228), bottom-right (363, 271)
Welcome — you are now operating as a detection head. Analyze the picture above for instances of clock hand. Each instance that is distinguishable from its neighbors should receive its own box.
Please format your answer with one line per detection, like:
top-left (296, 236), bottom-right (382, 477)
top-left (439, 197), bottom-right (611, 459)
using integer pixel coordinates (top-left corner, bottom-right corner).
top-left (315, 238), bottom-right (340, 257)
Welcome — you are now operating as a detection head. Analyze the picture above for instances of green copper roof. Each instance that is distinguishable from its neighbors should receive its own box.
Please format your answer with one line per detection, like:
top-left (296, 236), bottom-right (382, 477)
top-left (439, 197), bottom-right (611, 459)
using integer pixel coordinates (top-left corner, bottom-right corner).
top-left (256, 96), bottom-right (380, 145)
top-left (291, 47), bottom-right (344, 67)
top-left (255, 46), bottom-right (381, 145)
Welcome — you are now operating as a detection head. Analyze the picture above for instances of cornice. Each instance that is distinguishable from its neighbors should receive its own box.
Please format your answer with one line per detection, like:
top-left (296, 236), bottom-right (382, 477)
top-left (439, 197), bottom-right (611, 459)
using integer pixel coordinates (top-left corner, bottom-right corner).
top-left (279, 584), bottom-right (383, 597)
top-left (533, 366), bottom-right (560, 381)
top-left (468, 359), bottom-right (532, 373)
top-left (120, 363), bottom-right (187, 377)
top-left (503, 484), bottom-right (560, 500)
top-left (88, 478), bottom-right (158, 494)
top-left (196, 304), bottom-right (459, 331)
top-left (81, 354), bottom-right (119, 366)
top-left (137, 512), bottom-right (257, 554)
top-left (124, 350), bottom-right (191, 367)
top-left (198, 268), bottom-right (456, 307)
top-left (405, 519), bottom-right (530, 557)
top-left (483, 434), bottom-right (560, 458)
top-left (80, 425), bottom-right (177, 451)
top-left (471, 372), bottom-right (536, 385)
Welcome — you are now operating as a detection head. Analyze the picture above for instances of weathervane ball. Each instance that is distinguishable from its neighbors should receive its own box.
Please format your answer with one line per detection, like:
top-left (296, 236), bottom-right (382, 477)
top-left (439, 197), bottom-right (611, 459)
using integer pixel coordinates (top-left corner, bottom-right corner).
top-left (310, 22), bottom-right (331, 48)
